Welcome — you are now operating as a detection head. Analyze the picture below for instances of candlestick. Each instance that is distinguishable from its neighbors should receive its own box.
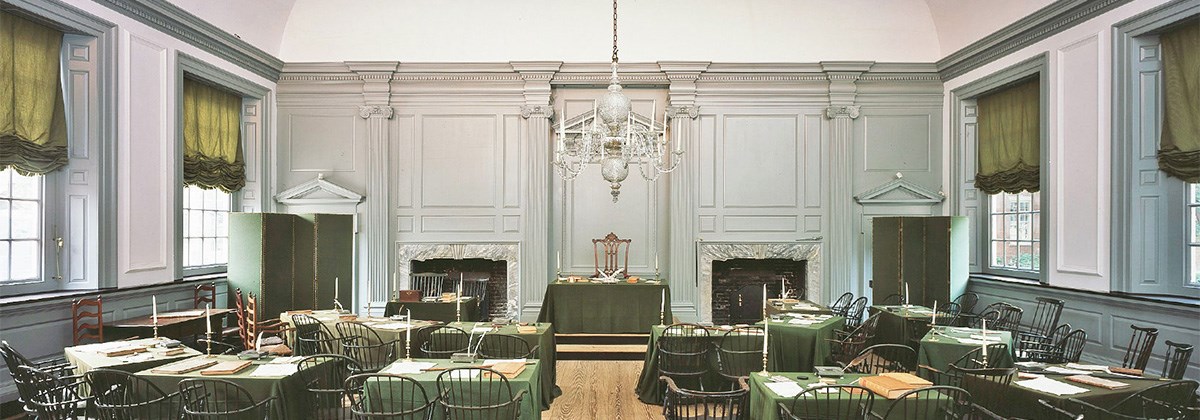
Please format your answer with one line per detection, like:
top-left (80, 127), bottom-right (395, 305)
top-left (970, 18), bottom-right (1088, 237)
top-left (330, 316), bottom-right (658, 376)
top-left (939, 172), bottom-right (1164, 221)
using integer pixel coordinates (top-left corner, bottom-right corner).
top-left (758, 285), bottom-right (768, 376)
top-left (405, 309), bottom-right (413, 361)
top-left (904, 282), bottom-right (910, 307)
top-left (556, 251), bottom-right (562, 277)
top-left (392, 272), bottom-right (399, 300)
top-left (151, 296), bottom-right (158, 339)
top-left (659, 289), bottom-right (666, 326)
top-left (456, 274), bottom-right (463, 324)
top-left (204, 303), bottom-right (212, 356)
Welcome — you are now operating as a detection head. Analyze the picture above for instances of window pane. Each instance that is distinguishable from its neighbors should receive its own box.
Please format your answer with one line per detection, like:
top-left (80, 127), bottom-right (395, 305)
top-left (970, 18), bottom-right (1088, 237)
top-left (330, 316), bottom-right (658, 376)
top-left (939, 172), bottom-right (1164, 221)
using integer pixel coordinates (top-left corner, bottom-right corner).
top-left (215, 238), bottom-right (228, 265)
top-left (0, 200), bottom-right (8, 240)
top-left (1017, 243), bottom-right (1033, 270)
top-left (202, 211), bottom-right (216, 237)
top-left (188, 238), bottom-right (203, 267)
top-left (215, 211), bottom-right (228, 237)
top-left (1005, 214), bottom-right (1017, 240)
top-left (216, 192), bottom-right (230, 211)
top-left (0, 169), bottom-right (10, 198)
top-left (1004, 193), bottom-right (1018, 212)
top-left (202, 188), bottom-right (217, 209)
top-left (10, 201), bottom-right (39, 239)
top-left (1032, 242), bottom-right (1041, 271)
top-left (990, 215), bottom-right (1004, 240)
top-left (189, 186), bottom-right (204, 209)
top-left (10, 240), bottom-right (38, 280)
top-left (1191, 207), bottom-right (1199, 243)
top-left (991, 241), bottom-right (1005, 267)
top-left (202, 238), bottom-right (216, 265)
top-left (1192, 184), bottom-right (1199, 204)
top-left (10, 173), bottom-right (40, 200)
top-left (0, 242), bottom-right (8, 281)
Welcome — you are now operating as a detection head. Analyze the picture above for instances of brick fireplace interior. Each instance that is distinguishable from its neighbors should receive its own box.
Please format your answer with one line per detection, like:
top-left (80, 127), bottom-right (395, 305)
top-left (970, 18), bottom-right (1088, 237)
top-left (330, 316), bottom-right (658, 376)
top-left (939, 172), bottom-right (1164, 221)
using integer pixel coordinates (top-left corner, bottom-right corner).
top-left (410, 258), bottom-right (507, 321)
top-left (711, 258), bottom-right (807, 324)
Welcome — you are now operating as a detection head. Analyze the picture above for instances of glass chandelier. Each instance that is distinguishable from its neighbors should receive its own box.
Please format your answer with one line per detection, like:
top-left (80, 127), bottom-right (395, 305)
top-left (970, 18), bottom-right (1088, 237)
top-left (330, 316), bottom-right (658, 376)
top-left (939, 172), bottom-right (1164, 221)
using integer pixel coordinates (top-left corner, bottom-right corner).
top-left (553, 0), bottom-right (683, 202)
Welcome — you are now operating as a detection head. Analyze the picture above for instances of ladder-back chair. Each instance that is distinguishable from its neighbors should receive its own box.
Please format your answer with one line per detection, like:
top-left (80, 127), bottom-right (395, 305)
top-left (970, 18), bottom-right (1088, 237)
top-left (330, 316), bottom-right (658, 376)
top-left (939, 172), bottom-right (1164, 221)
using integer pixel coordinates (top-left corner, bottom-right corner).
top-left (72, 296), bottom-right (103, 345)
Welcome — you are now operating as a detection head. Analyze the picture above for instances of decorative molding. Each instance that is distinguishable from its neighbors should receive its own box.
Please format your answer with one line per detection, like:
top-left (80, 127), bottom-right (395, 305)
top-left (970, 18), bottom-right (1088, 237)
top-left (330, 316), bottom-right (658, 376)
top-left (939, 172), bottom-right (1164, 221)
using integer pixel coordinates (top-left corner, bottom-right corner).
top-left (696, 241), bottom-right (822, 322)
top-left (937, 0), bottom-right (1133, 81)
top-left (274, 173), bottom-right (365, 206)
top-left (520, 105), bottom-right (554, 119)
top-left (358, 106), bottom-right (394, 119)
top-left (666, 105), bottom-right (700, 119)
top-left (396, 242), bottom-right (521, 319)
top-left (823, 105), bottom-right (861, 119)
top-left (855, 177), bottom-right (946, 205)
top-left (697, 74), bottom-right (828, 82)
top-left (90, 0), bottom-right (284, 81)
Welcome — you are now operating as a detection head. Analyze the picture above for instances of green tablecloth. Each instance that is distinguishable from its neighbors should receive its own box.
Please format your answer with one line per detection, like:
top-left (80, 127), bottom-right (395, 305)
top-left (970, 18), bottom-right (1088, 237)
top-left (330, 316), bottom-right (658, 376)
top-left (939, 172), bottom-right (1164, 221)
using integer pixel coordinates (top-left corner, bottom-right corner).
top-left (439, 322), bottom-right (561, 410)
top-left (917, 326), bottom-right (1014, 371)
top-left (538, 281), bottom-right (671, 333)
top-left (749, 373), bottom-right (952, 420)
top-left (385, 299), bottom-right (481, 323)
top-left (635, 317), bottom-right (842, 405)
top-left (279, 311), bottom-right (443, 357)
top-left (871, 305), bottom-right (934, 345)
top-left (65, 337), bottom-right (203, 376)
top-left (371, 358), bottom-right (541, 419)
top-left (997, 364), bottom-right (1173, 418)
top-left (136, 354), bottom-right (315, 418)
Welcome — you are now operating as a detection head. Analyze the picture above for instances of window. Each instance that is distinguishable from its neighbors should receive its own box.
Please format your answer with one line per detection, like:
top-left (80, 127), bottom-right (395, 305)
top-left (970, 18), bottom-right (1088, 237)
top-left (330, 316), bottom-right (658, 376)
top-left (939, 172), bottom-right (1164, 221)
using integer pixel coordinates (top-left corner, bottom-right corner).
top-left (1190, 183), bottom-right (1199, 286)
top-left (988, 191), bottom-right (1041, 273)
top-left (182, 185), bottom-right (231, 272)
top-left (0, 169), bottom-right (43, 284)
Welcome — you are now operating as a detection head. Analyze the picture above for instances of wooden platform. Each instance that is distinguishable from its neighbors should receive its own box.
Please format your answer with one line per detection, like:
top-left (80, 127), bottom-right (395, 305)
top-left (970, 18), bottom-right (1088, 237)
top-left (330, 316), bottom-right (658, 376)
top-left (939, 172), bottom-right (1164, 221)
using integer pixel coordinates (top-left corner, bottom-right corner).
top-left (556, 333), bottom-right (649, 360)
top-left (544, 360), bottom-right (663, 419)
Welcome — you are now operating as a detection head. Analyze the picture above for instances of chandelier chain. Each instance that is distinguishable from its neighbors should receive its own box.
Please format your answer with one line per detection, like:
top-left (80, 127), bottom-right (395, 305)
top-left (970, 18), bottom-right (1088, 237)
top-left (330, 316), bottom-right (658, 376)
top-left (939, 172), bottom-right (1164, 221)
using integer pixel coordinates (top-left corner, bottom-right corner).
top-left (612, 0), bottom-right (619, 63)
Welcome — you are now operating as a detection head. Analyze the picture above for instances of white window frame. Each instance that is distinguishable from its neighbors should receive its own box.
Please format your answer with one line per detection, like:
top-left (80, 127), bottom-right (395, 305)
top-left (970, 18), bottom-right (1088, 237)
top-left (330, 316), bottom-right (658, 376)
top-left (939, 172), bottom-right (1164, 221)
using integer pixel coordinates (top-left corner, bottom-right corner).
top-left (0, 170), bottom-right (58, 295)
top-left (952, 54), bottom-right (1049, 284)
top-left (180, 185), bottom-right (234, 275)
top-left (985, 191), bottom-right (1042, 277)
top-left (1111, 3), bottom-right (1199, 298)
top-left (174, 53), bottom-right (268, 279)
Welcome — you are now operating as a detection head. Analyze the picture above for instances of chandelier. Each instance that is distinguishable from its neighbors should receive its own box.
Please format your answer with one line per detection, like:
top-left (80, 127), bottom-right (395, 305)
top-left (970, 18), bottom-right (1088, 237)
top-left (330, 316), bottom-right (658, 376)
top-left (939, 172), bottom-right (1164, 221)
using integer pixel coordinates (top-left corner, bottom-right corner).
top-left (553, 0), bottom-right (683, 202)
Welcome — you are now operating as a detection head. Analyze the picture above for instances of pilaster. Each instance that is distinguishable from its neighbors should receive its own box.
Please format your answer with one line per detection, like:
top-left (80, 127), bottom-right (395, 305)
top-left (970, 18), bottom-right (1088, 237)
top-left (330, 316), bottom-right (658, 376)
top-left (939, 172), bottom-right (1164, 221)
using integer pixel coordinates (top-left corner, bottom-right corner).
top-left (514, 62), bottom-right (560, 319)
top-left (663, 62), bottom-right (706, 320)
top-left (821, 62), bottom-right (868, 304)
top-left (349, 62), bottom-right (398, 311)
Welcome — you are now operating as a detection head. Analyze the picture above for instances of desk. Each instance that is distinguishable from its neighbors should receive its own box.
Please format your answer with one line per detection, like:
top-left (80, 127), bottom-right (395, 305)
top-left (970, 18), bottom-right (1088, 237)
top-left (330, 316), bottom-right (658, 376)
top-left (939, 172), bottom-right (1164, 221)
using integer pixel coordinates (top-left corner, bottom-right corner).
top-left (441, 322), bottom-right (560, 410)
top-left (136, 354), bottom-right (316, 418)
top-left (999, 365), bottom-right (1173, 418)
top-left (766, 300), bottom-right (834, 316)
top-left (870, 305), bottom-right (933, 345)
top-left (917, 326), bottom-right (1014, 371)
top-left (371, 358), bottom-right (541, 419)
top-left (104, 308), bottom-right (235, 341)
top-left (748, 373), bottom-right (951, 420)
top-left (384, 298), bottom-right (480, 323)
top-left (279, 310), bottom-right (441, 357)
top-left (64, 337), bottom-right (202, 376)
top-left (635, 316), bottom-right (842, 405)
top-left (538, 281), bottom-right (670, 334)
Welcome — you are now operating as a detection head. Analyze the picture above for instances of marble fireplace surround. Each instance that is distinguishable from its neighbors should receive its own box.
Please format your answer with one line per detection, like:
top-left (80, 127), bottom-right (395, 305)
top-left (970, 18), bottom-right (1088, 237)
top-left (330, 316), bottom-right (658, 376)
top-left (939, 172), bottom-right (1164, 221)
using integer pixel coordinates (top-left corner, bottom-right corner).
top-left (397, 242), bottom-right (520, 319)
top-left (698, 241), bottom-right (822, 323)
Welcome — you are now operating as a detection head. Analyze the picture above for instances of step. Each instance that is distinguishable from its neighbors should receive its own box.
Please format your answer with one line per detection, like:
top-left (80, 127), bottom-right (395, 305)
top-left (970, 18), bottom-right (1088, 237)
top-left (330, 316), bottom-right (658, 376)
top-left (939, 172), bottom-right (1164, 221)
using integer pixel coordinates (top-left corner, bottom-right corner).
top-left (556, 333), bottom-right (649, 345)
top-left (557, 343), bottom-right (647, 353)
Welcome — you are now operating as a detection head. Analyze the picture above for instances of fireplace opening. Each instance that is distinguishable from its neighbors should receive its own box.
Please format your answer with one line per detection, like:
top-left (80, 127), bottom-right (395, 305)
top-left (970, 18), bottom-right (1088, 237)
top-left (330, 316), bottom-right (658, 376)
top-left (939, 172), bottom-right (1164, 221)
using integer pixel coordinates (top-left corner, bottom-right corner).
top-left (711, 258), bottom-right (807, 325)
top-left (410, 258), bottom-right (507, 321)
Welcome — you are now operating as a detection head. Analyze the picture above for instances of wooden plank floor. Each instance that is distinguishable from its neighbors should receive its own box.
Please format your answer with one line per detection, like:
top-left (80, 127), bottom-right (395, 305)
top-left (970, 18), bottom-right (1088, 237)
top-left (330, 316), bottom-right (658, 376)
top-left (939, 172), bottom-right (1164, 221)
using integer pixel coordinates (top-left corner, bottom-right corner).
top-left (544, 360), bottom-right (664, 419)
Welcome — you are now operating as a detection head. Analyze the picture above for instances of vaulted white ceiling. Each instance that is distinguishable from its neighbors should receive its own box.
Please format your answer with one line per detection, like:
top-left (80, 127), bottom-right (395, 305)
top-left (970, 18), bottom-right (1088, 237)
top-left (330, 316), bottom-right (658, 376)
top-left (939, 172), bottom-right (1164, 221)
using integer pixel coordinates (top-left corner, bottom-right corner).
top-left (169, 0), bottom-right (1054, 62)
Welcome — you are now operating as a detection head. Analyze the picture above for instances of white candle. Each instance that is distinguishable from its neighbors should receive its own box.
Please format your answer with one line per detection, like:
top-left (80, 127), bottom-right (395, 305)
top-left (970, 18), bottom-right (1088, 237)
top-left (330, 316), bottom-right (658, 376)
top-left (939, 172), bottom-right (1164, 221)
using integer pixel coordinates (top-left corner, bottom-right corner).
top-left (654, 252), bottom-right (659, 273)
top-left (762, 284), bottom-right (767, 313)
top-left (660, 289), bottom-right (665, 314)
top-left (393, 272), bottom-right (398, 296)
top-left (932, 300), bottom-right (938, 325)
top-left (205, 304), bottom-right (211, 335)
top-left (557, 251), bottom-right (562, 273)
top-left (904, 282), bottom-right (910, 306)
top-left (781, 277), bottom-right (786, 299)
top-left (335, 277), bottom-right (340, 304)
top-left (152, 296), bottom-right (157, 325)
top-left (405, 309), bottom-right (412, 346)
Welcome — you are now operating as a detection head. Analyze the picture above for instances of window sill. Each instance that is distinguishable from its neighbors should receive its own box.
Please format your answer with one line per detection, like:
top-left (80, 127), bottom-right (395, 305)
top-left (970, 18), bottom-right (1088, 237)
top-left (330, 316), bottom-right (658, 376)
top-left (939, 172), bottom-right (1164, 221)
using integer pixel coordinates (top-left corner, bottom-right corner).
top-left (0, 274), bottom-right (227, 307)
top-left (969, 274), bottom-right (1200, 309)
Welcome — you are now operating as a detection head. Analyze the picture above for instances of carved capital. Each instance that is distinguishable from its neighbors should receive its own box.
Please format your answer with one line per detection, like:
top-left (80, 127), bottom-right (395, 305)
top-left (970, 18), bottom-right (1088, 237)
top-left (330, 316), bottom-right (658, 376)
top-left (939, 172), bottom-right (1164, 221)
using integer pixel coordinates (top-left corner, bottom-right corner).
top-left (824, 105), bottom-right (860, 119)
top-left (358, 105), bottom-right (394, 119)
top-left (520, 105), bottom-right (554, 119)
top-left (666, 105), bottom-right (700, 119)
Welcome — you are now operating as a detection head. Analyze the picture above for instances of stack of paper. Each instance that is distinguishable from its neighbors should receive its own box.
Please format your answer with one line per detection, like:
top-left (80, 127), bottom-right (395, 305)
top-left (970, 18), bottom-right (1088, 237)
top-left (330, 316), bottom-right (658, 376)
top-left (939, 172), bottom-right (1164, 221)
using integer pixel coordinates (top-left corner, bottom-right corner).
top-left (764, 381), bottom-right (804, 398)
top-left (385, 361), bottom-right (436, 375)
top-left (250, 364), bottom-right (299, 377)
top-left (449, 369), bottom-right (481, 379)
top-left (1065, 363), bottom-right (1108, 371)
top-left (1014, 376), bottom-right (1089, 396)
top-left (267, 356), bottom-right (302, 364)
top-left (968, 334), bottom-right (1003, 341)
top-left (374, 322), bottom-right (413, 330)
top-left (789, 319), bottom-right (820, 325)
top-left (484, 359), bottom-right (527, 365)
top-left (1044, 366), bottom-right (1091, 375)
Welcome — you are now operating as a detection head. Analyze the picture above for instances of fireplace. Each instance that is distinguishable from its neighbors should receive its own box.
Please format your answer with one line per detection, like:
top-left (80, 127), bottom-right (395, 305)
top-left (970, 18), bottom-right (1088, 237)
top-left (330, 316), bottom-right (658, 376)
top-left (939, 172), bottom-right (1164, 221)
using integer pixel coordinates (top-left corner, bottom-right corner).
top-left (697, 241), bottom-right (822, 323)
top-left (397, 243), bottom-right (520, 319)
top-left (411, 258), bottom-right (507, 321)
top-left (712, 258), bottom-right (807, 324)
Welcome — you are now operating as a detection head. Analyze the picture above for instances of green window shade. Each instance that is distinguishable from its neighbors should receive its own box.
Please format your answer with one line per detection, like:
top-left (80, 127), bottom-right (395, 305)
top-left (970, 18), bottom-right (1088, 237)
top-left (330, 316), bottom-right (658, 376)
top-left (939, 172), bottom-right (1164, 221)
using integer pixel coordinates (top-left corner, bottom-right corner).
top-left (975, 78), bottom-right (1041, 194)
top-left (0, 11), bottom-right (68, 175)
top-left (183, 78), bottom-right (244, 192)
top-left (1159, 20), bottom-right (1199, 183)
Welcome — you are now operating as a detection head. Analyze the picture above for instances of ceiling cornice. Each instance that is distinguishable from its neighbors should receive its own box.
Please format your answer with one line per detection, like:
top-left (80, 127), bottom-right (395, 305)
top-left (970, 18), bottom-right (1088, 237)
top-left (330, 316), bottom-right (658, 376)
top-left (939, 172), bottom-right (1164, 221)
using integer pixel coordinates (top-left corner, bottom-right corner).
top-left (936, 0), bottom-right (1134, 81)
top-left (91, 0), bottom-right (284, 81)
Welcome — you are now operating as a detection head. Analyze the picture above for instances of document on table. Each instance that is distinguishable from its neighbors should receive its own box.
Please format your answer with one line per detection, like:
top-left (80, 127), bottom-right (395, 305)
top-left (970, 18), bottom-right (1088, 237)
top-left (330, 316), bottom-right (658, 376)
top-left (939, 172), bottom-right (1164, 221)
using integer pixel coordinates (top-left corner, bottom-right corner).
top-left (1014, 376), bottom-right (1089, 396)
top-left (449, 368), bottom-right (481, 379)
top-left (956, 338), bottom-right (994, 345)
top-left (158, 310), bottom-right (206, 318)
top-left (268, 356), bottom-right (303, 364)
top-left (764, 381), bottom-right (804, 398)
top-left (483, 359), bottom-right (527, 365)
top-left (250, 364), bottom-right (298, 377)
top-left (1044, 366), bottom-right (1091, 375)
top-left (789, 319), bottom-right (820, 325)
top-left (1065, 363), bottom-right (1108, 371)
top-left (374, 322), bottom-right (413, 330)
top-left (385, 361), bottom-right (437, 375)
top-left (968, 334), bottom-right (1003, 341)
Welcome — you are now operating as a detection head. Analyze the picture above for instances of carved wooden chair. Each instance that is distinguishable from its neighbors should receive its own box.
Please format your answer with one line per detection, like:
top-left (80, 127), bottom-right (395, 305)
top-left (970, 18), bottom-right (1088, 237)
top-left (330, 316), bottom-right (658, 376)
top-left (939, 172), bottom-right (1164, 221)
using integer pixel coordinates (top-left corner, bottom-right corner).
top-left (72, 296), bottom-right (103, 345)
top-left (193, 282), bottom-right (217, 309)
top-left (592, 232), bottom-right (631, 278)
top-left (411, 273), bottom-right (447, 299)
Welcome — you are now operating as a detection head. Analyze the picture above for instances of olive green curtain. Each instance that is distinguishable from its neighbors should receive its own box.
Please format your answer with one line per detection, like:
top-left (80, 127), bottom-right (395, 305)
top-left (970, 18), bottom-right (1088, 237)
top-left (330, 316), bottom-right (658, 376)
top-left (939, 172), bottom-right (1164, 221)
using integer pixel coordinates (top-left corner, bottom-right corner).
top-left (0, 11), bottom-right (68, 175)
top-left (183, 78), bottom-right (244, 192)
top-left (975, 78), bottom-right (1041, 194)
top-left (1159, 20), bottom-right (1199, 183)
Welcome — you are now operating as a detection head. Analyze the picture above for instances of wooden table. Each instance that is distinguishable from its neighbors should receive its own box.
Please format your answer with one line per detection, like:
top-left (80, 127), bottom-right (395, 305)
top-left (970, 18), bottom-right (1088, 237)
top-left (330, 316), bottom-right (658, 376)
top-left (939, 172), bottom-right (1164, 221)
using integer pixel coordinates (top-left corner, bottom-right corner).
top-left (370, 358), bottom-right (543, 419)
top-left (999, 364), bottom-right (1177, 418)
top-left (748, 372), bottom-right (952, 420)
top-left (104, 308), bottom-right (235, 341)
top-left (136, 354), bottom-right (317, 418)
top-left (538, 280), bottom-right (671, 334)
top-left (869, 305), bottom-right (934, 345)
top-left (917, 326), bottom-right (1014, 371)
top-left (766, 299), bottom-right (834, 316)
